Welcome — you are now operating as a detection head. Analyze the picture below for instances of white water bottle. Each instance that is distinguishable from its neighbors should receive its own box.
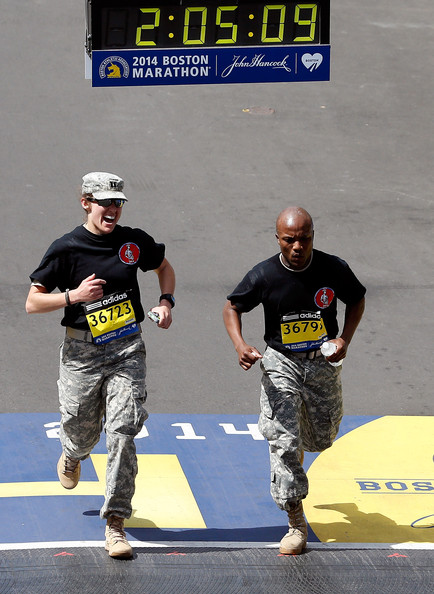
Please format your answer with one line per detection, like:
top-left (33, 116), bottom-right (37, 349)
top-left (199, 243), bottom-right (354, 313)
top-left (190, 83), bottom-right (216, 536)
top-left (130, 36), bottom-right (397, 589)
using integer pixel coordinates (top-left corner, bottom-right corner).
top-left (320, 342), bottom-right (343, 366)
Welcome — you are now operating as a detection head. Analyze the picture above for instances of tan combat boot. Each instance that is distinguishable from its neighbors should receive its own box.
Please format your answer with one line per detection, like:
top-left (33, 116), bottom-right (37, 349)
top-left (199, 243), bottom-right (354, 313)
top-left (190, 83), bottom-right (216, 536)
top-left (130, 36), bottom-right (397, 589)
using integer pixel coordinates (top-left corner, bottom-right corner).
top-left (57, 452), bottom-right (81, 489)
top-left (279, 501), bottom-right (308, 555)
top-left (105, 516), bottom-right (133, 558)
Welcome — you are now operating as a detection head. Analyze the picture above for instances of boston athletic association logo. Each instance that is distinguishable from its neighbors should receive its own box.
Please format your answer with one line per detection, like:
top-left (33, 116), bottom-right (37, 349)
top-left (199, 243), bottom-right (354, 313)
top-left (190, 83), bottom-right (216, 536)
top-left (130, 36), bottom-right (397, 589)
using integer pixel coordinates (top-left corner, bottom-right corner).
top-left (99, 56), bottom-right (130, 80)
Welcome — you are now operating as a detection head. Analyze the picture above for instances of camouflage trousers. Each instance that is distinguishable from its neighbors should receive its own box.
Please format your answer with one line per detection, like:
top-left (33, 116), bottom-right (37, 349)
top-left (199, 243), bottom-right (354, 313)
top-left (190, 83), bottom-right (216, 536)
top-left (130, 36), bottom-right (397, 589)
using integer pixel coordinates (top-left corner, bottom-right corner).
top-left (58, 333), bottom-right (148, 519)
top-left (258, 347), bottom-right (343, 511)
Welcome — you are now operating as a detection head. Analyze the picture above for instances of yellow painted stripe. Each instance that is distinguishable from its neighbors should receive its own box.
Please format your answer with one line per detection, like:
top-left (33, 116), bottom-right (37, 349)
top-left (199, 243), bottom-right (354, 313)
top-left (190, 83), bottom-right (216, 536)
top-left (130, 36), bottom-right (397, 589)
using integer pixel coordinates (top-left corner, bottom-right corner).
top-left (0, 454), bottom-right (206, 529)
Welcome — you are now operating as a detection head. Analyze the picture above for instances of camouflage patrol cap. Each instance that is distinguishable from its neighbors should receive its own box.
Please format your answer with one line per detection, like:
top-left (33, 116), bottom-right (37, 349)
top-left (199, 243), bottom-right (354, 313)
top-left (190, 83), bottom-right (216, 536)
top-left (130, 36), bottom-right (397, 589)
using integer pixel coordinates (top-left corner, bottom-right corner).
top-left (82, 172), bottom-right (128, 200)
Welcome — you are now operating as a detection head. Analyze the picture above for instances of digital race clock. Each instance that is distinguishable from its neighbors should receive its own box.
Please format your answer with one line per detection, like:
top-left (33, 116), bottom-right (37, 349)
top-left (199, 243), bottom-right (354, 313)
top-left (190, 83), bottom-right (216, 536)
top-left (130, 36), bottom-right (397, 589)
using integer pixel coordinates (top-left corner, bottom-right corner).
top-left (85, 0), bottom-right (330, 87)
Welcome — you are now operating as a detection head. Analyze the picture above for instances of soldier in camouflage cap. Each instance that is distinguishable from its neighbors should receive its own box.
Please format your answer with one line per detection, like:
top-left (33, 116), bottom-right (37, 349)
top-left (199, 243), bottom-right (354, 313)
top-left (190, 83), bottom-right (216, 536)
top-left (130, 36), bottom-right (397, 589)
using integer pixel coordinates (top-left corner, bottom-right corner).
top-left (26, 172), bottom-right (176, 558)
top-left (223, 207), bottom-right (365, 554)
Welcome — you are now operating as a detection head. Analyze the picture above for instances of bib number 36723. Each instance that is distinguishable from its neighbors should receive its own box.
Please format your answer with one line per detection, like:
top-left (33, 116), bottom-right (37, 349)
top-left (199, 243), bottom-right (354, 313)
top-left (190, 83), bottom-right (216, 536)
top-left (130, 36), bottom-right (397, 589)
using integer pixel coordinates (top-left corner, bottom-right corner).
top-left (84, 290), bottom-right (139, 344)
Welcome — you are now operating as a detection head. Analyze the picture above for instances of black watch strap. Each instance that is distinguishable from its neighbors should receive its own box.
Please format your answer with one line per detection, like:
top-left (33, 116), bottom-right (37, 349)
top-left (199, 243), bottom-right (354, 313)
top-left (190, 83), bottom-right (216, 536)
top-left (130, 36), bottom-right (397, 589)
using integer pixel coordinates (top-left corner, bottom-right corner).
top-left (159, 293), bottom-right (175, 308)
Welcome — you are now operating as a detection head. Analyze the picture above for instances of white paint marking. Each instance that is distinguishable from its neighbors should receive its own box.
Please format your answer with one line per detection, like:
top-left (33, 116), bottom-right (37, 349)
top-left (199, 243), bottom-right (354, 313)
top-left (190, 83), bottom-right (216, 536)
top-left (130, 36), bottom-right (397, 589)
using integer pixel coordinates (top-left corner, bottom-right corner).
top-left (0, 540), bottom-right (433, 551)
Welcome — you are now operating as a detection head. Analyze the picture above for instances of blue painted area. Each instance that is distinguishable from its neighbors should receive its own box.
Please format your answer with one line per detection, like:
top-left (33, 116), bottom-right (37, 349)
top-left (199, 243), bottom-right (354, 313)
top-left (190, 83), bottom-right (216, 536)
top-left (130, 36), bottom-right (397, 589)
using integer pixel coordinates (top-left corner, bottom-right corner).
top-left (0, 413), bottom-right (378, 544)
top-left (91, 45), bottom-right (330, 87)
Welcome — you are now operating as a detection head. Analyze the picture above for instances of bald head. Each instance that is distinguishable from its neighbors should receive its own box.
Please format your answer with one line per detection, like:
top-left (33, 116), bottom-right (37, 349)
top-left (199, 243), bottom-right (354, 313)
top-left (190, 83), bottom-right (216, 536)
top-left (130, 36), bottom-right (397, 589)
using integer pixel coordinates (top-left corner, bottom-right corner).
top-left (275, 207), bottom-right (314, 270)
top-left (276, 207), bottom-right (313, 234)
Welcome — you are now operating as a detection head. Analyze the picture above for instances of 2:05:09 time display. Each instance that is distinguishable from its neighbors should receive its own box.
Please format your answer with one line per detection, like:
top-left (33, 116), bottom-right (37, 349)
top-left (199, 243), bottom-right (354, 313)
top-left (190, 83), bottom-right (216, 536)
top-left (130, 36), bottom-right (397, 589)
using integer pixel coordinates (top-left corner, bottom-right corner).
top-left (95, 1), bottom-right (329, 49)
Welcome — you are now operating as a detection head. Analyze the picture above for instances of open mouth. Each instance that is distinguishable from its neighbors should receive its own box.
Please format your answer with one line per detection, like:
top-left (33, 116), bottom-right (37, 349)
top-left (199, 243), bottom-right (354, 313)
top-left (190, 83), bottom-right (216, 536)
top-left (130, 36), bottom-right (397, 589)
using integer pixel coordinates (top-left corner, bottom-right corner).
top-left (103, 215), bottom-right (115, 223)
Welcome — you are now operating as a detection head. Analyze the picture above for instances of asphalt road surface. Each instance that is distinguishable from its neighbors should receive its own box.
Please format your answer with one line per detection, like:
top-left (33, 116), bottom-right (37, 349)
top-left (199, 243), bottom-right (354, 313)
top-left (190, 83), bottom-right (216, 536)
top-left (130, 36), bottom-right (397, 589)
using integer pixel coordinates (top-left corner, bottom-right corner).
top-left (1, 1), bottom-right (433, 418)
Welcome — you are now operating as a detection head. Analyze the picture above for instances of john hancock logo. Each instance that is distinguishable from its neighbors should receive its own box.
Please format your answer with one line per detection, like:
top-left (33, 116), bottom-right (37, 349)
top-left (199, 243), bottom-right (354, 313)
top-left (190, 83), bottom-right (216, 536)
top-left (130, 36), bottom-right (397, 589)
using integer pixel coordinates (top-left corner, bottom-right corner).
top-left (99, 56), bottom-right (130, 80)
top-left (221, 54), bottom-right (291, 78)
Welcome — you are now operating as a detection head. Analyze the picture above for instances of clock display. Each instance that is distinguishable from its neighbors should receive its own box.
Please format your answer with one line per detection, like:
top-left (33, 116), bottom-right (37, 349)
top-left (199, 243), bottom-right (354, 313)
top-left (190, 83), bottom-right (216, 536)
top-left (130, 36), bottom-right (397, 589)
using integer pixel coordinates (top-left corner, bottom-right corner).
top-left (87, 0), bottom-right (329, 52)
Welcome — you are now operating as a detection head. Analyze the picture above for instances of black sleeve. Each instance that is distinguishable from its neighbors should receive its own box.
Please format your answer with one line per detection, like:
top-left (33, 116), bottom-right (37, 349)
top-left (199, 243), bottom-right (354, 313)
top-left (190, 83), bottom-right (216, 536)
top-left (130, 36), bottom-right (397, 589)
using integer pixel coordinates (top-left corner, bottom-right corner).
top-left (334, 257), bottom-right (366, 305)
top-left (137, 230), bottom-right (166, 272)
top-left (227, 267), bottom-right (264, 313)
top-left (29, 239), bottom-right (68, 293)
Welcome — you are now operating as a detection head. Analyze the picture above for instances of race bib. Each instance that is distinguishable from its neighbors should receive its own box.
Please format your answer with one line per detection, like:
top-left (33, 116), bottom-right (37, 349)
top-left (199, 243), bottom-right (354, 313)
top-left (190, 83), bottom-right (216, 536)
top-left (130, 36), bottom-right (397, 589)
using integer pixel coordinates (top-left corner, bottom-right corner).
top-left (84, 290), bottom-right (139, 345)
top-left (280, 311), bottom-right (327, 352)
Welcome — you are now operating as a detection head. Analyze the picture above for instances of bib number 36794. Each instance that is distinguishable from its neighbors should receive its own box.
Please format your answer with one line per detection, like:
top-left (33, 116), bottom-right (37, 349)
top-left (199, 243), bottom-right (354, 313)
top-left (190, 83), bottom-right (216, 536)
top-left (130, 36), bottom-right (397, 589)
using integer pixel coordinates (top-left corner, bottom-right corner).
top-left (280, 311), bottom-right (327, 351)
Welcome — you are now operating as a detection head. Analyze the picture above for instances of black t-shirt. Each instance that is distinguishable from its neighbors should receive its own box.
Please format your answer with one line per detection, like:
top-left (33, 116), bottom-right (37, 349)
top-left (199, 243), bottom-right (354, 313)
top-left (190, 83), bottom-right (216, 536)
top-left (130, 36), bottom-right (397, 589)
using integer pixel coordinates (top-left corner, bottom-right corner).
top-left (29, 224), bottom-right (165, 329)
top-left (227, 250), bottom-right (366, 354)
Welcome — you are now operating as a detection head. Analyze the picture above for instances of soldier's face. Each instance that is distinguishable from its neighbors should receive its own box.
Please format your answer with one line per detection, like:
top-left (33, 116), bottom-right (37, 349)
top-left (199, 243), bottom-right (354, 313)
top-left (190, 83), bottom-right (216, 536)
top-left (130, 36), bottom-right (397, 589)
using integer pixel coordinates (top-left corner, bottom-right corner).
top-left (276, 216), bottom-right (314, 270)
top-left (82, 198), bottom-right (123, 235)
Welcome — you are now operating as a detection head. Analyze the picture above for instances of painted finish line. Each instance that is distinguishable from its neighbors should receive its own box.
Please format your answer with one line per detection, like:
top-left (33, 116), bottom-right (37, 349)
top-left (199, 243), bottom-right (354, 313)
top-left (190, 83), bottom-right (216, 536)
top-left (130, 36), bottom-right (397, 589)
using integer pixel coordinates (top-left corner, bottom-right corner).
top-left (91, 45), bottom-right (330, 86)
top-left (1, 414), bottom-right (433, 546)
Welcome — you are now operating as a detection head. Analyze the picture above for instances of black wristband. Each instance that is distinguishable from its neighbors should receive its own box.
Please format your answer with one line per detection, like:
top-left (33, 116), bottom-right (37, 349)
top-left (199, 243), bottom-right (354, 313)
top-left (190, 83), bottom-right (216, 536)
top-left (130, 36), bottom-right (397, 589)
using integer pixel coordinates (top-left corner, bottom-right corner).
top-left (159, 293), bottom-right (175, 308)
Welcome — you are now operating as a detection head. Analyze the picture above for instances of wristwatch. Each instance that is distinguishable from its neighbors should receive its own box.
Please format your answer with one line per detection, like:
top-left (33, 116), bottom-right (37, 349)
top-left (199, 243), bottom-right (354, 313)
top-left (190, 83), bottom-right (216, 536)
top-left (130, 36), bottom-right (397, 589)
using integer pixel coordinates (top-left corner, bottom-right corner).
top-left (159, 293), bottom-right (175, 308)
